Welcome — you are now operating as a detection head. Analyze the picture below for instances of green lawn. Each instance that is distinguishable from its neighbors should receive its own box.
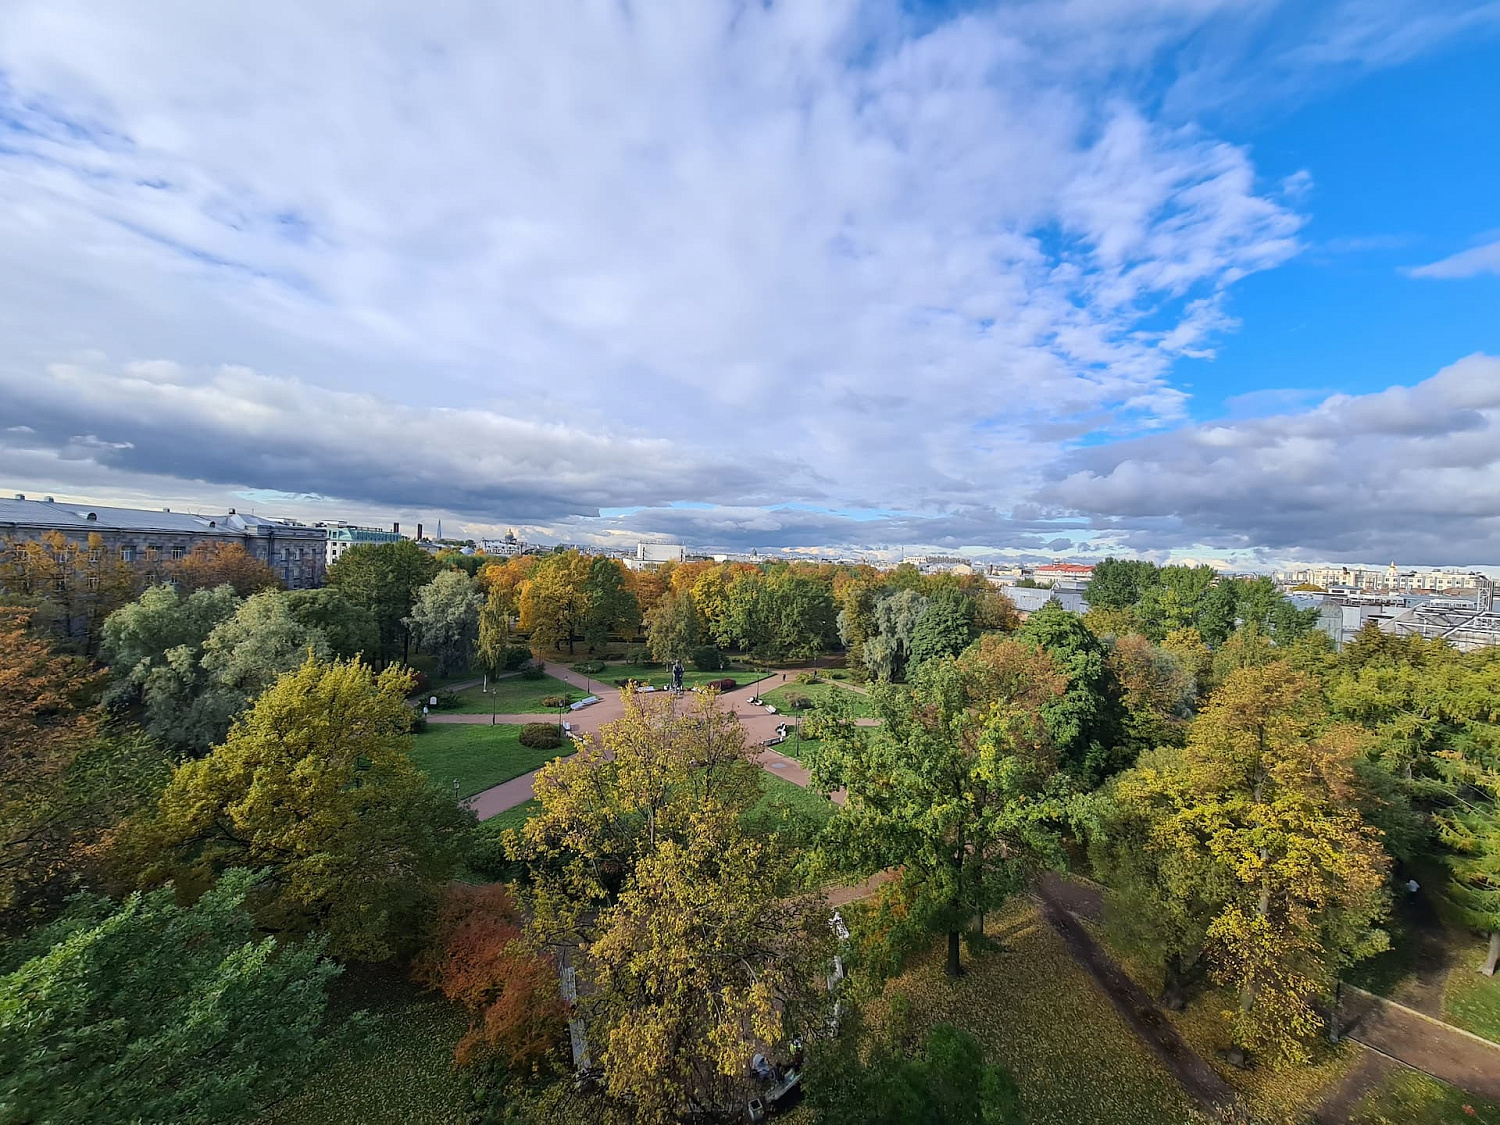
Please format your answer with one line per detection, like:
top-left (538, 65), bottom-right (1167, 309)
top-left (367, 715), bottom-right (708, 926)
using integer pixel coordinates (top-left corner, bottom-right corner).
top-left (743, 772), bottom-right (834, 847)
top-left (1352, 1067), bottom-right (1500, 1124)
top-left (1443, 933), bottom-right (1500, 1044)
top-left (410, 724), bottom-right (573, 797)
top-left (597, 662), bottom-right (773, 692)
top-left (762, 679), bottom-right (875, 718)
top-left (483, 797), bottom-right (542, 835)
top-left (864, 900), bottom-right (1197, 1125)
top-left (441, 674), bottom-right (582, 714)
top-left (265, 969), bottom-right (468, 1125)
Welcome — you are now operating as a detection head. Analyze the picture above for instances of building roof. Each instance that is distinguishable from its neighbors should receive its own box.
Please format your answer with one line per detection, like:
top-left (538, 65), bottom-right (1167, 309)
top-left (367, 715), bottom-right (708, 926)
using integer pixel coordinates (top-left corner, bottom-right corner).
top-left (1033, 562), bottom-right (1095, 575)
top-left (0, 495), bottom-right (322, 537)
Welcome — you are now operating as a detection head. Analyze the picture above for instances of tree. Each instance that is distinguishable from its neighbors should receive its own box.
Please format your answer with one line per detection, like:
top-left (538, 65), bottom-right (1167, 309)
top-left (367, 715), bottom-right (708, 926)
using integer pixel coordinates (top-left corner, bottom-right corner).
top-left (286, 586), bottom-right (379, 660)
top-left (131, 656), bottom-right (470, 960)
top-left (0, 869), bottom-right (339, 1125)
top-left (0, 531), bottom-right (139, 654)
top-left (909, 590), bottom-right (975, 671)
top-left (1016, 601), bottom-right (1127, 788)
top-left (1437, 783), bottom-right (1500, 975)
top-left (1136, 565), bottom-right (1215, 642)
top-left (808, 637), bottom-right (1070, 976)
top-left (0, 607), bottom-right (100, 920)
top-left (406, 569), bottom-right (484, 677)
top-left (862, 588), bottom-right (928, 682)
top-left (414, 883), bottom-right (566, 1071)
top-left (518, 550), bottom-right (591, 653)
top-left (1109, 633), bottom-right (1195, 756)
top-left (165, 541), bottom-right (280, 597)
top-left (514, 690), bottom-right (827, 1118)
top-left (644, 588), bottom-right (699, 663)
top-left (1085, 558), bottom-right (1159, 611)
top-left (325, 540), bottom-right (440, 664)
top-left (581, 556), bottom-right (640, 651)
top-left (1101, 664), bottom-right (1390, 1066)
top-left (477, 583), bottom-right (519, 678)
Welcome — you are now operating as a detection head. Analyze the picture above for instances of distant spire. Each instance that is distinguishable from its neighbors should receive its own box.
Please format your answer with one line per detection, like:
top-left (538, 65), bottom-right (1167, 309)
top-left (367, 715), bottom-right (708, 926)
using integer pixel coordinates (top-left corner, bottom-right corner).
top-left (436, 518), bottom-right (442, 540)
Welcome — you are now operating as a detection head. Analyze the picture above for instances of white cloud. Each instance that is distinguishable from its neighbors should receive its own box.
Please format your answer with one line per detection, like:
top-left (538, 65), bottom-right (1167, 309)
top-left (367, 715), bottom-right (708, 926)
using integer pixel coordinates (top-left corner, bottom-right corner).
top-left (0, 1), bottom-right (1488, 554)
top-left (1408, 237), bottom-right (1500, 279)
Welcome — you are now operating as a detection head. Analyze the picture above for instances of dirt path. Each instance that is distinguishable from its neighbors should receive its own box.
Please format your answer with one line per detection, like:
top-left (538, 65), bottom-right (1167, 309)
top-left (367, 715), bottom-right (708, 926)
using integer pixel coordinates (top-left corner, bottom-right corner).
top-left (1034, 879), bottom-right (1240, 1117)
top-left (1314, 1051), bottom-right (1397, 1125)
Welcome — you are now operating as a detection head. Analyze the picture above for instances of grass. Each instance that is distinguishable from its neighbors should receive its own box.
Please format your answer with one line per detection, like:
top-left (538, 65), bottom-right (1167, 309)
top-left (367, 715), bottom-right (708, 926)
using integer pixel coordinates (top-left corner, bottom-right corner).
top-left (441, 674), bottom-right (582, 714)
top-left (598, 662), bottom-right (773, 691)
top-left (762, 679), bottom-right (875, 718)
top-left (1443, 933), bottom-right (1500, 1044)
top-left (862, 900), bottom-right (1200, 1125)
top-left (1352, 1067), bottom-right (1500, 1124)
top-left (265, 969), bottom-right (468, 1125)
top-left (410, 724), bottom-right (573, 797)
top-left (742, 772), bottom-right (835, 846)
top-left (482, 797), bottom-right (541, 835)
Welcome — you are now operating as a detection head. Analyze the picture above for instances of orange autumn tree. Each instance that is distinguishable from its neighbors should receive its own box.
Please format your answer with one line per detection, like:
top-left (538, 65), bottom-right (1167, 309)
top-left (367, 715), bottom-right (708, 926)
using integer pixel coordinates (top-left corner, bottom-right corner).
top-left (166, 541), bottom-right (280, 596)
top-left (415, 883), bottom-right (565, 1071)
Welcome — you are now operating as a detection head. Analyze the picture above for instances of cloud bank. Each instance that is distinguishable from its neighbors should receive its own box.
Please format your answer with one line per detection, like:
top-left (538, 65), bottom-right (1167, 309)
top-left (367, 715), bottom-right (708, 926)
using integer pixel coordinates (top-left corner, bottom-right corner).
top-left (0, 1), bottom-right (1494, 561)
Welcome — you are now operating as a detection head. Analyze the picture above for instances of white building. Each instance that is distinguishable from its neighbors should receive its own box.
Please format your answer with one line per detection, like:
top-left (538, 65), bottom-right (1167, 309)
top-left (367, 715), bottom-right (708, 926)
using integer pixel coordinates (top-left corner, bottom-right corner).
top-left (321, 522), bottom-right (405, 566)
top-left (481, 530), bottom-right (526, 557)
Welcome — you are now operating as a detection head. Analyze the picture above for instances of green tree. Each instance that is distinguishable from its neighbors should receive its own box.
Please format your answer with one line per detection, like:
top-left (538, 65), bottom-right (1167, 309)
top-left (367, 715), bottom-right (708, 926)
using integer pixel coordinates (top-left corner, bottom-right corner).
top-left (518, 550), bottom-right (591, 653)
top-left (644, 587), bottom-right (699, 663)
top-left (406, 569), bottom-right (484, 677)
top-left (760, 570), bottom-right (837, 662)
top-left (1084, 558), bottom-right (1159, 611)
top-left (0, 870), bottom-right (340, 1125)
top-left (862, 588), bottom-right (929, 682)
top-left (581, 556), bottom-right (640, 652)
top-left (132, 656), bottom-right (470, 960)
top-left (325, 540), bottom-right (440, 664)
top-left (1137, 565), bottom-right (1215, 641)
top-left (286, 586), bottom-right (379, 660)
top-left (909, 589), bottom-right (975, 671)
top-left (808, 637), bottom-right (1070, 976)
top-left (1016, 601), bottom-right (1127, 788)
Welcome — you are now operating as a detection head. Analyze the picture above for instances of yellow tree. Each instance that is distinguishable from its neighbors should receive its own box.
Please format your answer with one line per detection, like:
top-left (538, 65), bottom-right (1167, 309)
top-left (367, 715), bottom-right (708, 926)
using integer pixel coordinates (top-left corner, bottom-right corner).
top-left (1126, 663), bottom-right (1389, 1066)
top-left (0, 531), bottom-right (138, 654)
top-left (164, 541), bottom-right (280, 596)
top-left (518, 551), bottom-right (591, 653)
top-left (132, 655), bottom-right (470, 960)
top-left (513, 689), bottom-right (827, 1119)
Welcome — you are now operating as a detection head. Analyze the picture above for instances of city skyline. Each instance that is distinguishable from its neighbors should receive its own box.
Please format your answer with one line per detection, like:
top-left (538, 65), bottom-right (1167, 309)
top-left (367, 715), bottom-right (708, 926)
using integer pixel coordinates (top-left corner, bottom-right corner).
top-left (2, 2), bottom-right (1498, 565)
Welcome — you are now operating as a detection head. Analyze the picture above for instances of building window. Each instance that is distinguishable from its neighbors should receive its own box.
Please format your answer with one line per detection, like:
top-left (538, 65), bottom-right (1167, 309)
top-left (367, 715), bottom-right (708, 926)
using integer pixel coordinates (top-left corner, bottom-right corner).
top-left (144, 571), bottom-right (156, 584)
top-left (121, 547), bottom-right (135, 563)
top-left (145, 546), bottom-right (160, 561)
top-left (87, 576), bottom-right (99, 591)
top-left (170, 545), bottom-right (185, 560)
top-left (88, 548), bottom-right (102, 563)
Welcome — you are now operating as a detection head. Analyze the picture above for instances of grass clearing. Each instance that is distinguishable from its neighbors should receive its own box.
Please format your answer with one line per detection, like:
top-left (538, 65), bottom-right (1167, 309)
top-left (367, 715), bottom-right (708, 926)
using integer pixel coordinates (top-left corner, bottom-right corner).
top-left (405, 653), bottom-right (482, 689)
top-left (482, 797), bottom-right (542, 835)
top-left (598, 662), bottom-right (773, 691)
top-left (1352, 1066), bottom-right (1500, 1124)
top-left (762, 679), bottom-right (875, 718)
top-left (863, 899), bottom-right (1198, 1125)
top-left (742, 772), bottom-right (834, 846)
top-left (410, 723), bottom-right (573, 797)
top-left (442, 674), bottom-right (582, 714)
top-left (1443, 933), bottom-right (1500, 1044)
top-left (265, 969), bottom-right (467, 1125)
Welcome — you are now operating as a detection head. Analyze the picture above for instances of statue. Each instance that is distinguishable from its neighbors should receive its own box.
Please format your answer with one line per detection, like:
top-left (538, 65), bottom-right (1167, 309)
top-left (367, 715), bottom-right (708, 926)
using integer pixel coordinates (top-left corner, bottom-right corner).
top-left (671, 659), bottom-right (685, 691)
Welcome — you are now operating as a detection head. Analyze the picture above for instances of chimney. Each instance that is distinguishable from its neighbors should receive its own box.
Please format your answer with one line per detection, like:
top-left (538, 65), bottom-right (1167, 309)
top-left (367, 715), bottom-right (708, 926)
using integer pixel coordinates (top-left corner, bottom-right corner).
top-left (417, 523), bottom-right (423, 541)
top-left (393, 521), bottom-right (400, 535)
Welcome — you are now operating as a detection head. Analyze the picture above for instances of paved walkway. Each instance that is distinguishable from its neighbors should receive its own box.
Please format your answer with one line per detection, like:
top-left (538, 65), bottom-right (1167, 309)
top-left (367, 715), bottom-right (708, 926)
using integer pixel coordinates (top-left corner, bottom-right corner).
top-left (1335, 984), bottom-right (1500, 1102)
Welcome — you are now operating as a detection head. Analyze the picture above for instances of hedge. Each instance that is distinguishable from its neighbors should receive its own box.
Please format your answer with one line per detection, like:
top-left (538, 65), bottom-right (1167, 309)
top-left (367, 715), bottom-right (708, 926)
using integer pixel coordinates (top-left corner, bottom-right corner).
top-left (518, 723), bottom-right (563, 750)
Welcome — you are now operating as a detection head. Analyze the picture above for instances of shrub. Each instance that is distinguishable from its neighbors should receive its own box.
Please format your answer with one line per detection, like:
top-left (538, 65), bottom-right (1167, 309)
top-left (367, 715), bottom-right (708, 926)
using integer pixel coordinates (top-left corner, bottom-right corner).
top-left (830, 671), bottom-right (845, 680)
top-left (571, 660), bottom-right (606, 675)
top-left (431, 689), bottom-right (460, 709)
top-left (518, 723), bottom-right (562, 750)
top-left (539, 694), bottom-right (573, 709)
top-left (409, 670), bottom-right (432, 696)
top-left (624, 646), bottom-right (653, 665)
top-left (782, 692), bottom-right (813, 711)
top-left (519, 660), bottom-right (547, 680)
top-left (497, 644), bottom-right (534, 672)
top-left (706, 678), bottom-right (738, 692)
top-left (409, 713), bottom-right (428, 734)
top-left (689, 646), bottom-right (728, 672)
top-left (795, 671), bottom-right (818, 685)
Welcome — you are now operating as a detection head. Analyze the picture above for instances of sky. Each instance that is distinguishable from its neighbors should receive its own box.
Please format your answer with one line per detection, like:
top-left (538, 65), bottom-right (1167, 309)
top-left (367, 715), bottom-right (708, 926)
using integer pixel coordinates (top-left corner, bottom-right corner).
top-left (1, 0), bottom-right (1498, 568)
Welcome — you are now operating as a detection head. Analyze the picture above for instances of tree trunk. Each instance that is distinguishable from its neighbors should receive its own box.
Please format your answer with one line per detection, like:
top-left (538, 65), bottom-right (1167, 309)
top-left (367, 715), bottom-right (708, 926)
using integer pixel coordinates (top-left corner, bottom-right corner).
top-left (1160, 953), bottom-right (1187, 1011)
top-left (1483, 930), bottom-right (1499, 977)
top-left (946, 929), bottom-right (962, 977)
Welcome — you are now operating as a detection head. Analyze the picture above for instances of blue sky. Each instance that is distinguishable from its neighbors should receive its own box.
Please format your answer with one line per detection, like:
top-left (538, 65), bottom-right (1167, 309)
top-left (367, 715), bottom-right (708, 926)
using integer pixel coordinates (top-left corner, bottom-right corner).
top-left (0, 1), bottom-right (1498, 567)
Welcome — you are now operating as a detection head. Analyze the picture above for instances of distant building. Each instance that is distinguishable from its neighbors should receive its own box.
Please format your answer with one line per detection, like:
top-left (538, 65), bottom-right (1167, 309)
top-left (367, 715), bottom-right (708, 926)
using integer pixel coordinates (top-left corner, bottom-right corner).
top-left (624, 542), bottom-right (686, 570)
top-left (1032, 562), bottom-right (1094, 590)
top-left (321, 522), bottom-right (406, 566)
top-left (1, 494), bottom-right (327, 589)
top-left (1003, 586), bottom-right (1088, 616)
top-left (481, 530), bottom-right (526, 557)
